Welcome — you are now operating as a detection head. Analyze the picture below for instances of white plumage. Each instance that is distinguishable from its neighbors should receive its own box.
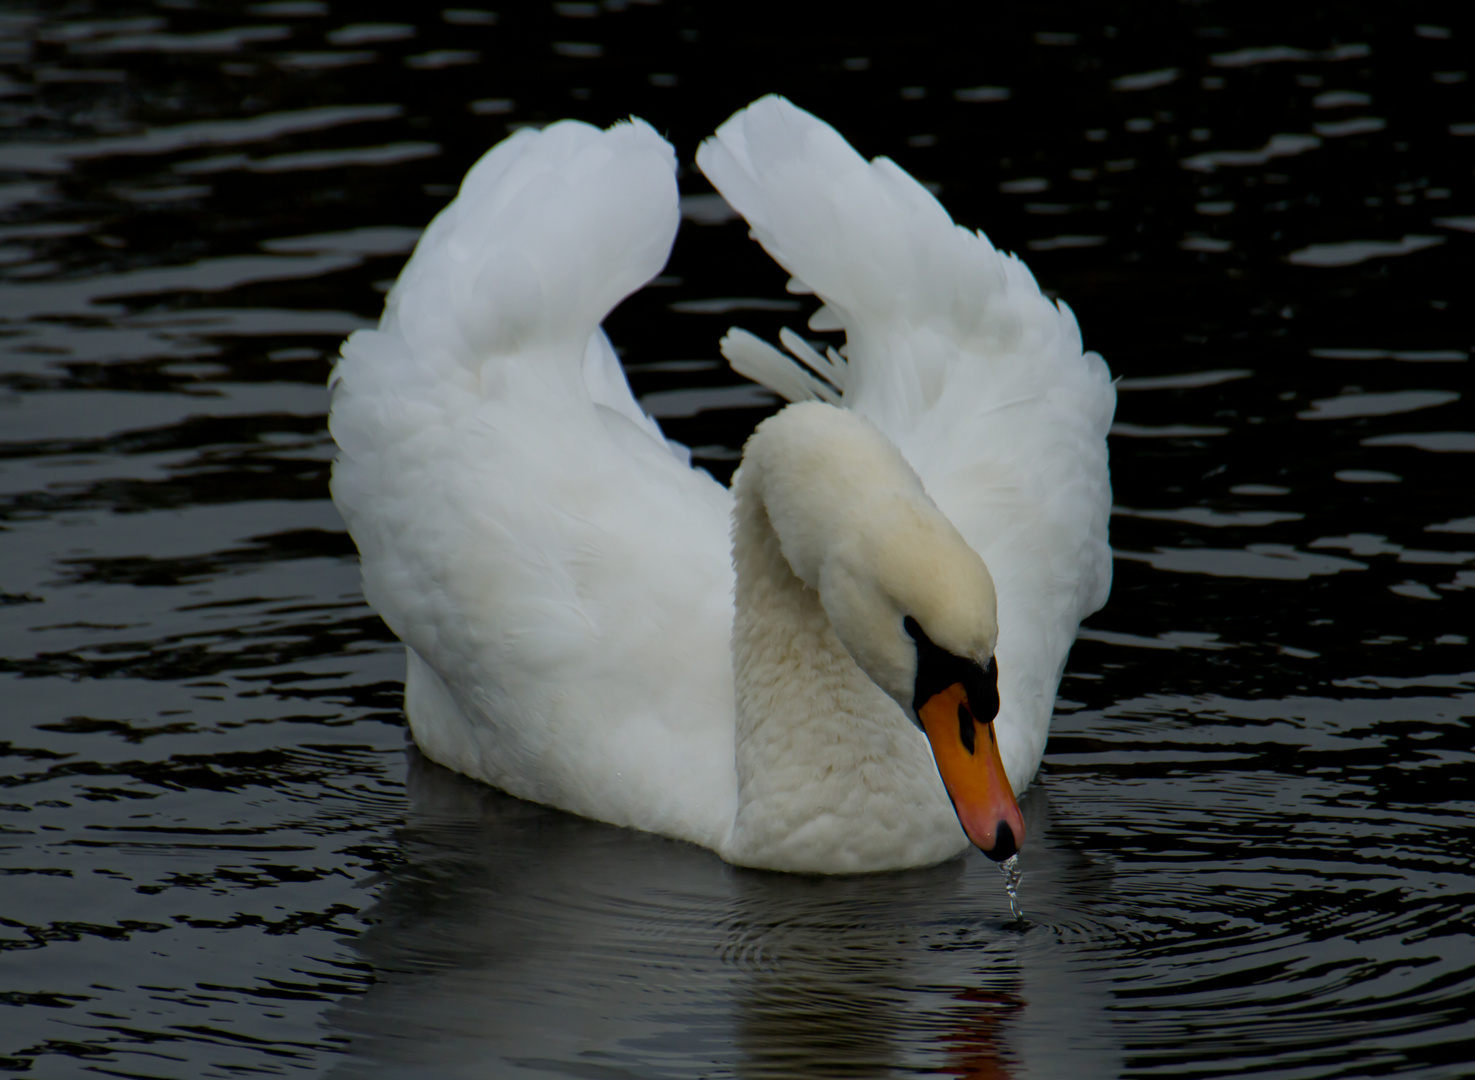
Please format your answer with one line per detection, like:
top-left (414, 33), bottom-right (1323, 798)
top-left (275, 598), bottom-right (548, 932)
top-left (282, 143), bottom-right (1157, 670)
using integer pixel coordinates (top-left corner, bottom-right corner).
top-left (329, 96), bottom-right (1114, 873)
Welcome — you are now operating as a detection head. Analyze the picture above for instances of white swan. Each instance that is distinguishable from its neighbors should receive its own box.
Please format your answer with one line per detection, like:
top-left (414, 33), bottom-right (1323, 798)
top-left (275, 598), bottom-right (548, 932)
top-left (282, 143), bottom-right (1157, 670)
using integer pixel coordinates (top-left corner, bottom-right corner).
top-left (328, 96), bottom-right (1114, 874)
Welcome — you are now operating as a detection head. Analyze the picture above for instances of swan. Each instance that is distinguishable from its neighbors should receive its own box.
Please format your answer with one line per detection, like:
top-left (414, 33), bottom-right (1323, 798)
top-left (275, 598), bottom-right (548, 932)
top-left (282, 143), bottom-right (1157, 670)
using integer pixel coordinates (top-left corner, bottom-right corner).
top-left (328, 95), bottom-right (1114, 874)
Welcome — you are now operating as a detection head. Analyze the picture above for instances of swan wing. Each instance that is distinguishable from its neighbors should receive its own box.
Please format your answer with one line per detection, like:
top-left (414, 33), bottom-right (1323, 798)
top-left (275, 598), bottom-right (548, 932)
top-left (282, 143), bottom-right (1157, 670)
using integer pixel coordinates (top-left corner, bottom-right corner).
top-left (330, 118), bottom-right (738, 847)
top-left (697, 96), bottom-right (1115, 786)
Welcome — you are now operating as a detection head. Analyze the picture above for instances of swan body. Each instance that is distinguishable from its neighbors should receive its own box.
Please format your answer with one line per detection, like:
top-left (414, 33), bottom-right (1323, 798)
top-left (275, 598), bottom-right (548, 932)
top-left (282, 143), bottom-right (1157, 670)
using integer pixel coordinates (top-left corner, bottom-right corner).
top-left (329, 96), bottom-right (1114, 873)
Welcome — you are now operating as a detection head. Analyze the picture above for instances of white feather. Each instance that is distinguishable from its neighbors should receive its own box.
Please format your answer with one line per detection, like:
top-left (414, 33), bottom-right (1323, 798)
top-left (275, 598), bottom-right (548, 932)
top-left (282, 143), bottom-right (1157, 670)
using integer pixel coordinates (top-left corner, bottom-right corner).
top-left (698, 96), bottom-right (1114, 780)
top-left (330, 98), bottom-right (1115, 872)
top-left (331, 118), bottom-right (739, 851)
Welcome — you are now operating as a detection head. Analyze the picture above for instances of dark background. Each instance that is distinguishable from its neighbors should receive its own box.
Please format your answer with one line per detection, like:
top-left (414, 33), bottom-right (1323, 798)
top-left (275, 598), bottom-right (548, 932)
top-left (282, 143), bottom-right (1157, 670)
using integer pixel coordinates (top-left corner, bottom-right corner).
top-left (1, 2), bottom-right (1472, 1077)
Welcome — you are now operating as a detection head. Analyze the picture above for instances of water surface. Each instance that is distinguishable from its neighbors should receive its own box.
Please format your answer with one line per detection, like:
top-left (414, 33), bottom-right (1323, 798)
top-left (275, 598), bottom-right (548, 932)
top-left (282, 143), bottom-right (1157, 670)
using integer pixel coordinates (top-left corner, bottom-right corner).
top-left (2, 3), bottom-right (1472, 1077)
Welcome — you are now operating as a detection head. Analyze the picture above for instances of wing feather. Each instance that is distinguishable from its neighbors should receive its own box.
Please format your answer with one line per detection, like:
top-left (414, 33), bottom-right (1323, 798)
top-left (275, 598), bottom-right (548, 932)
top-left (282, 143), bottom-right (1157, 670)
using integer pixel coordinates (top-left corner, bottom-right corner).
top-left (698, 96), bottom-right (1115, 786)
top-left (330, 118), bottom-right (739, 848)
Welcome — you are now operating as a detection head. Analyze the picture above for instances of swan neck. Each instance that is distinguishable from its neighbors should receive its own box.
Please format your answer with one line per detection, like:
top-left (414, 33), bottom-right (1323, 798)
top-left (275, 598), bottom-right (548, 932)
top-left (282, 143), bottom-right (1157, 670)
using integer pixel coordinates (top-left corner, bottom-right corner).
top-left (730, 469), bottom-right (846, 756)
top-left (725, 462), bottom-right (964, 872)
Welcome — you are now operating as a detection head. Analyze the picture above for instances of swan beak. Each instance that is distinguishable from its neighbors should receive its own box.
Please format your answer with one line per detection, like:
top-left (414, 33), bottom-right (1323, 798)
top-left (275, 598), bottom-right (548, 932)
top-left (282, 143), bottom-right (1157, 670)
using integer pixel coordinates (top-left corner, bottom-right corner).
top-left (918, 683), bottom-right (1025, 861)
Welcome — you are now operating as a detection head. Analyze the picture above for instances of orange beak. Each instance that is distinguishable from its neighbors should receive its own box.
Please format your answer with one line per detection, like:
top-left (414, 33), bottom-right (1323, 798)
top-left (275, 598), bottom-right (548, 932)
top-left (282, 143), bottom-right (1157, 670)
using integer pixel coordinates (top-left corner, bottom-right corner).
top-left (917, 682), bottom-right (1025, 861)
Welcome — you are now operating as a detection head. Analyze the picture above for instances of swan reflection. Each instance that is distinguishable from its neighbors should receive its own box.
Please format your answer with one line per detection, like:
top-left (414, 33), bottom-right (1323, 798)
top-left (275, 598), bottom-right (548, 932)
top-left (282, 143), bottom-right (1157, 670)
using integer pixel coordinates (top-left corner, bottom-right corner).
top-left (318, 746), bottom-right (1118, 1078)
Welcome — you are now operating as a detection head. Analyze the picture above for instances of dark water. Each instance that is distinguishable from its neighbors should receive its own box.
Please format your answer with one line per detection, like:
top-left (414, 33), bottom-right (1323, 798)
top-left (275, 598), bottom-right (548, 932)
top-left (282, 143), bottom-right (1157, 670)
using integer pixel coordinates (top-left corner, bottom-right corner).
top-left (2, 2), bottom-right (1472, 1077)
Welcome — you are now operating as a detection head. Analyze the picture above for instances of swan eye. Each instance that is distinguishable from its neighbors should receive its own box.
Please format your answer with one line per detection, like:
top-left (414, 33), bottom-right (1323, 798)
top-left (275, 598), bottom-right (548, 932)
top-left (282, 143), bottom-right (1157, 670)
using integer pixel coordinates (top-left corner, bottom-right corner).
top-left (903, 615), bottom-right (997, 723)
top-left (956, 701), bottom-right (976, 754)
top-left (965, 657), bottom-right (1000, 724)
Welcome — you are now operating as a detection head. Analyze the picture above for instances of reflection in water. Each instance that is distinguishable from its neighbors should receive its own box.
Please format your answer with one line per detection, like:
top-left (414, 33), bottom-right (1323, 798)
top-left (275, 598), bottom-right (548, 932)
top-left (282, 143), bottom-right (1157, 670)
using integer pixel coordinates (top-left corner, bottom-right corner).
top-left (727, 864), bottom-right (1013, 1080)
top-left (2, 1), bottom-right (1473, 1076)
top-left (941, 988), bottom-right (1026, 1080)
top-left (323, 749), bottom-right (1107, 1079)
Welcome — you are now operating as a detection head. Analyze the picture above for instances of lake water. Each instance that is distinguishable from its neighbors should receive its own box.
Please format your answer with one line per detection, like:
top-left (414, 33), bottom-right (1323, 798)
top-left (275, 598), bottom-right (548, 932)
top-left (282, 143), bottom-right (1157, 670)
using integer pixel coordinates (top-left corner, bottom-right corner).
top-left (2, 3), bottom-right (1472, 1077)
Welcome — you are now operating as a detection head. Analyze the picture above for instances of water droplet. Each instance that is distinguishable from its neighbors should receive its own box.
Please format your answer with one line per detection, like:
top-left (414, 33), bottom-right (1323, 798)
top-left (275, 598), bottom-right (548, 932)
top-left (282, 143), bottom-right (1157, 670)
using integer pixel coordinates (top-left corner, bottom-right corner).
top-left (998, 853), bottom-right (1024, 922)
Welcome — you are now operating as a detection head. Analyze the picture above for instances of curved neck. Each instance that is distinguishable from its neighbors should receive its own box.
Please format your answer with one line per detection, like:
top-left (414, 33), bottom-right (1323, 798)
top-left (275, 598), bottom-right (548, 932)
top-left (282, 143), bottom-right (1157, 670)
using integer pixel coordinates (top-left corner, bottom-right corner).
top-left (725, 467), bottom-right (963, 872)
top-left (730, 472), bottom-right (869, 777)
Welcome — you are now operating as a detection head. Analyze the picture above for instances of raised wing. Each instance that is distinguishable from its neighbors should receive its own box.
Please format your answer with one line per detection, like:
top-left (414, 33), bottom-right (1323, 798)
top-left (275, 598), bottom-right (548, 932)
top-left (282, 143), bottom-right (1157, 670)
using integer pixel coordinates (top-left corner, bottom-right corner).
top-left (330, 118), bottom-right (738, 847)
top-left (698, 96), bottom-right (1115, 784)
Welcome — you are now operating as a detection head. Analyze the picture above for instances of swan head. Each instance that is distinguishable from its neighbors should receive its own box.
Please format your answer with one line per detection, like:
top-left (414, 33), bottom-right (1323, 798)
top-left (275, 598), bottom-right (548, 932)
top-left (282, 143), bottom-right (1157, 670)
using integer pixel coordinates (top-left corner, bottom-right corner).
top-left (743, 402), bottom-right (1026, 861)
top-left (817, 504), bottom-right (1024, 862)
